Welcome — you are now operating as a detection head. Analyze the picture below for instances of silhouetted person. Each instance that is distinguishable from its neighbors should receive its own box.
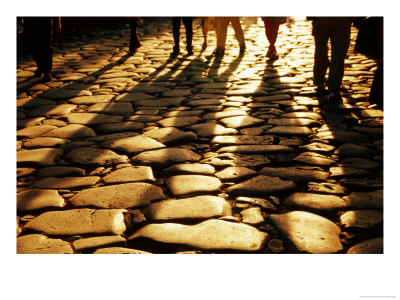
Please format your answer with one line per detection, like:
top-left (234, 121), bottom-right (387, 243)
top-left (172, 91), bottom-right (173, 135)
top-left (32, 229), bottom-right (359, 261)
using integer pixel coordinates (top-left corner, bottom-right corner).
top-left (127, 17), bottom-right (141, 55)
top-left (215, 17), bottom-right (246, 56)
top-left (202, 17), bottom-right (219, 50)
top-left (261, 17), bottom-right (286, 60)
top-left (354, 17), bottom-right (383, 110)
top-left (171, 17), bottom-right (193, 57)
top-left (23, 17), bottom-right (61, 82)
top-left (311, 17), bottom-right (353, 102)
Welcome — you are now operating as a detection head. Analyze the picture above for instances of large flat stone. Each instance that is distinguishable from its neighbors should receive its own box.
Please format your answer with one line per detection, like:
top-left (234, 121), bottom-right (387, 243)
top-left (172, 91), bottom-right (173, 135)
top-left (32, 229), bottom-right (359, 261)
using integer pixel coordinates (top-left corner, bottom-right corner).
top-left (103, 166), bottom-right (155, 183)
top-left (68, 94), bottom-right (114, 104)
top-left (65, 147), bottom-right (129, 166)
top-left (17, 125), bottom-right (58, 139)
top-left (343, 190), bottom-right (383, 209)
top-left (284, 193), bottom-right (349, 211)
top-left (101, 135), bottom-right (166, 154)
top-left (98, 121), bottom-right (145, 133)
top-left (93, 247), bottom-right (151, 254)
top-left (17, 189), bottom-right (65, 211)
top-left (66, 113), bottom-right (124, 124)
top-left (157, 116), bottom-right (202, 127)
top-left (201, 152), bottom-right (271, 167)
top-left (24, 208), bottom-right (127, 235)
top-left (269, 211), bottom-right (343, 254)
top-left (24, 137), bottom-right (69, 148)
top-left (17, 234), bottom-right (73, 254)
top-left (70, 182), bottom-right (165, 209)
top-left (40, 88), bottom-right (92, 99)
top-left (128, 219), bottom-right (268, 251)
top-left (36, 166), bottom-right (85, 179)
top-left (266, 126), bottom-right (313, 136)
top-left (214, 166), bottom-right (257, 181)
top-left (73, 235), bottom-right (126, 251)
top-left (260, 166), bottom-right (330, 181)
top-left (188, 123), bottom-right (238, 137)
top-left (340, 210), bottom-right (383, 229)
top-left (211, 135), bottom-right (274, 145)
top-left (32, 176), bottom-right (101, 189)
top-left (217, 144), bottom-right (293, 154)
top-left (42, 124), bottom-right (97, 139)
top-left (347, 237), bottom-right (383, 254)
top-left (144, 196), bottom-right (232, 220)
top-left (87, 102), bottom-right (133, 116)
top-left (166, 175), bottom-right (222, 195)
top-left (163, 163), bottom-right (215, 175)
top-left (27, 104), bottom-right (77, 117)
top-left (227, 175), bottom-right (296, 196)
top-left (220, 116), bottom-right (265, 129)
top-left (293, 152), bottom-right (337, 166)
top-left (17, 148), bottom-right (63, 166)
top-left (132, 148), bottom-right (201, 167)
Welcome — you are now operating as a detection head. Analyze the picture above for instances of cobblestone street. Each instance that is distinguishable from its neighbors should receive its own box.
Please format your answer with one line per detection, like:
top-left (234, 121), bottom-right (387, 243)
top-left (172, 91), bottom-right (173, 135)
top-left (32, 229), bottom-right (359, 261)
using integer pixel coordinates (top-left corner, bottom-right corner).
top-left (16, 17), bottom-right (383, 254)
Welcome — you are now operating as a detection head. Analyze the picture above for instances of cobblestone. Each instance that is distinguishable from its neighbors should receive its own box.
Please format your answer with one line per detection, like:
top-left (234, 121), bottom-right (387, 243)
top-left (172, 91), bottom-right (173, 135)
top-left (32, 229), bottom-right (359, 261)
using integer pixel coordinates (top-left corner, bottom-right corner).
top-left (16, 17), bottom-right (383, 254)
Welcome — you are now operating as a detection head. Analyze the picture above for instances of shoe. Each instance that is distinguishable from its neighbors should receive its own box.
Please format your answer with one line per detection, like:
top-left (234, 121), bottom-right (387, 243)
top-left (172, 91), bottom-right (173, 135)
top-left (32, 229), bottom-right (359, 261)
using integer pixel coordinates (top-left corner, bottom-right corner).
top-left (214, 48), bottom-right (225, 57)
top-left (328, 92), bottom-right (342, 104)
top-left (41, 73), bottom-right (54, 82)
top-left (315, 85), bottom-right (328, 96)
top-left (186, 46), bottom-right (193, 56)
top-left (170, 46), bottom-right (180, 58)
top-left (33, 68), bottom-right (42, 78)
top-left (266, 48), bottom-right (278, 60)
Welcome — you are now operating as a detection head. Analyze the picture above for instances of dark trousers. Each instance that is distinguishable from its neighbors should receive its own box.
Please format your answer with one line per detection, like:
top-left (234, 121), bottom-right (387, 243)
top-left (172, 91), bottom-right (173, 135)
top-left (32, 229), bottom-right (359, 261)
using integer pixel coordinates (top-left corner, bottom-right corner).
top-left (24, 17), bottom-right (53, 74)
top-left (129, 18), bottom-right (141, 52)
top-left (172, 17), bottom-right (193, 50)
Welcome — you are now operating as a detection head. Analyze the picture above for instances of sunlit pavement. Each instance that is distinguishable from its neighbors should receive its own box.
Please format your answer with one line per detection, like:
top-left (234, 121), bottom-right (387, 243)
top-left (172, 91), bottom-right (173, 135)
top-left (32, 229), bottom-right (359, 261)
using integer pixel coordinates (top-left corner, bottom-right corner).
top-left (16, 17), bottom-right (383, 254)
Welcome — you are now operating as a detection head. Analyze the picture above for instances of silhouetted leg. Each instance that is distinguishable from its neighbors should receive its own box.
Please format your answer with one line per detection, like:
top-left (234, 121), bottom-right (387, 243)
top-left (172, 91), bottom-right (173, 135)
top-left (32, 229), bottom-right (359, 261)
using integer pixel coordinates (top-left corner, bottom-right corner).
top-left (312, 20), bottom-right (330, 88)
top-left (172, 17), bottom-right (181, 54)
top-left (129, 18), bottom-right (141, 54)
top-left (327, 18), bottom-right (352, 94)
top-left (231, 17), bottom-right (245, 47)
top-left (216, 17), bottom-right (229, 51)
top-left (182, 17), bottom-right (193, 53)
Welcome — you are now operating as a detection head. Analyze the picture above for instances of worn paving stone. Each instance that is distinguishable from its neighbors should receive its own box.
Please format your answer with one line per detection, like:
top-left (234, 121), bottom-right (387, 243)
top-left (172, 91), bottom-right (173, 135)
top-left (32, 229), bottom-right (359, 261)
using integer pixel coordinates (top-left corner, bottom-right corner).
top-left (240, 207), bottom-right (265, 225)
top-left (340, 158), bottom-right (382, 170)
top-left (202, 152), bottom-right (271, 167)
top-left (188, 123), bottom-right (238, 137)
top-left (17, 234), bottom-right (73, 254)
top-left (98, 121), bottom-right (145, 133)
top-left (144, 196), bottom-right (232, 220)
top-left (162, 89), bottom-right (192, 97)
top-left (70, 182), bottom-right (165, 209)
top-left (101, 135), bottom-right (166, 154)
top-left (128, 219), bottom-right (268, 252)
top-left (340, 210), bottom-right (383, 229)
top-left (166, 175), bottom-right (222, 195)
top-left (269, 211), bottom-right (343, 254)
top-left (73, 235), bottom-right (126, 251)
top-left (17, 97), bottom-right (56, 109)
top-left (343, 190), bottom-right (383, 209)
top-left (132, 148), bottom-right (201, 167)
top-left (214, 166), bottom-right (257, 181)
top-left (66, 113), bottom-right (124, 124)
top-left (268, 118), bottom-right (319, 126)
top-left (266, 125), bottom-right (313, 136)
top-left (347, 237), bottom-right (383, 254)
top-left (142, 127), bottom-right (197, 144)
top-left (87, 132), bottom-right (139, 143)
top-left (334, 143), bottom-right (377, 157)
top-left (253, 94), bottom-right (291, 102)
top-left (93, 247), bottom-right (151, 254)
top-left (203, 109), bottom-right (248, 120)
top-left (281, 111), bottom-right (323, 120)
top-left (217, 144), bottom-right (293, 154)
top-left (307, 182), bottom-right (348, 195)
top-left (32, 176), bottom-right (101, 189)
top-left (163, 163), bottom-right (215, 175)
top-left (68, 94), bottom-right (114, 104)
top-left (17, 189), bottom-right (65, 211)
top-left (260, 166), bottom-right (330, 181)
top-left (300, 142), bottom-right (336, 153)
top-left (227, 175), bottom-right (296, 196)
top-left (27, 104), bottom-right (77, 117)
top-left (17, 125), bottom-right (58, 139)
top-left (36, 166), bottom-right (85, 179)
top-left (284, 192), bottom-right (349, 212)
top-left (65, 147), bottom-right (129, 166)
top-left (115, 92), bottom-right (156, 102)
top-left (127, 115), bottom-right (163, 122)
top-left (42, 124), bottom-right (97, 139)
top-left (40, 88), bottom-right (92, 99)
top-left (17, 148), bottom-right (63, 166)
top-left (293, 152), bottom-right (337, 166)
top-left (157, 116), bottom-right (203, 127)
top-left (24, 208), bottom-right (127, 235)
top-left (24, 137), bottom-right (69, 148)
top-left (329, 166), bottom-right (374, 179)
top-left (317, 130), bottom-right (370, 143)
top-left (220, 116), bottom-right (265, 129)
top-left (236, 196), bottom-right (277, 211)
top-left (103, 166), bottom-right (155, 183)
top-left (211, 135), bottom-right (274, 145)
top-left (87, 102), bottom-right (133, 116)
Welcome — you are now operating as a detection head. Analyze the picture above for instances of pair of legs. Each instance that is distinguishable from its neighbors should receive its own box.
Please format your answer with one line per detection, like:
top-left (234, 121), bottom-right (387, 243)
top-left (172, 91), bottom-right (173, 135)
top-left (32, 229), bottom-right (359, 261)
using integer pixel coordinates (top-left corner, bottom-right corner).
top-left (129, 18), bottom-right (141, 55)
top-left (216, 17), bottom-right (245, 55)
top-left (24, 17), bottom-right (54, 81)
top-left (262, 17), bottom-right (285, 59)
top-left (172, 17), bottom-right (193, 56)
top-left (312, 17), bottom-right (352, 98)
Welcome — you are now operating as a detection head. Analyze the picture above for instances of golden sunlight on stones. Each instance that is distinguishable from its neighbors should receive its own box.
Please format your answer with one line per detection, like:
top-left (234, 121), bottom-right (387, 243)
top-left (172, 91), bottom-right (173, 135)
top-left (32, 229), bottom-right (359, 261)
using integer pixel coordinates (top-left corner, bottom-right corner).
top-left (128, 219), bottom-right (268, 252)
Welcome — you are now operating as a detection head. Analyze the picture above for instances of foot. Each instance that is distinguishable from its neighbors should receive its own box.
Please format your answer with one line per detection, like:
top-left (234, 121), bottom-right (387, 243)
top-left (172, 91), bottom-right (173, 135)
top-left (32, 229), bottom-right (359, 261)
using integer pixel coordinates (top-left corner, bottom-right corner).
top-left (33, 68), bottom-right (42, 78)
top-left (214, 48), bottom-right (225, 57)
top-left (171, 47), bottom-right (180, 58)
top-left (186, 46), bottom-right (193, 56)
top-left (239, 45), bottom-right (246, 54)
top-left (328, 92), bottom-right (342, 104)
top-left (202, 43), bottom-right (207, 50)
top-left (315, 85), bottom-right (328, 95)
top-left (41, 73), bottom-right (54, 82)
top-left (266, 49), bottom-right (278, 60)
